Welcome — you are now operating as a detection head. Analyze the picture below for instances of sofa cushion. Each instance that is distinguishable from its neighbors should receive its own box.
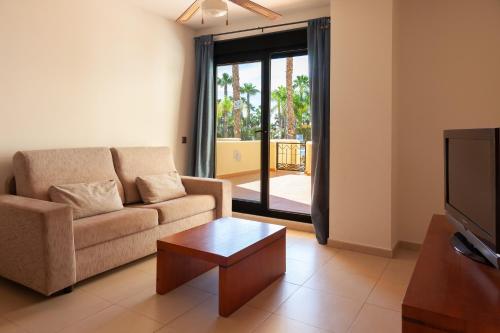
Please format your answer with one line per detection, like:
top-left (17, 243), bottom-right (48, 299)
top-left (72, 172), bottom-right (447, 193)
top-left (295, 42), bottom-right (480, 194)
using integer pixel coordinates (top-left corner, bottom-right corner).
top-left (13, 148), bottom-right (124, 202)
top-left (73, 207), bottom-right (158, 250)
top-left (49, 180), bottom-right (124, 219)
top-left (111, 147), bottom-right (177, 204)
top-left (129, 194), bottom-right (216, 224)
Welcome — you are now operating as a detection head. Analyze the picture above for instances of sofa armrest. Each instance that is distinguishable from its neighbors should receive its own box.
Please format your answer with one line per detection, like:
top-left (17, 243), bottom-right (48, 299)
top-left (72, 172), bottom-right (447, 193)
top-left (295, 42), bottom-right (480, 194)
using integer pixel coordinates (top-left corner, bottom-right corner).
top-left (181, 177), bottom-right (232, 218)
top-left (0, 195), bottom-right (76, 295)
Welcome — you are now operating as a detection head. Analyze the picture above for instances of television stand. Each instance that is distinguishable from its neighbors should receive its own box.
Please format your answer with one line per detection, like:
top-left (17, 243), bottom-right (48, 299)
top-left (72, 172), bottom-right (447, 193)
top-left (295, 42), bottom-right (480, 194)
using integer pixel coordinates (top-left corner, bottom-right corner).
top-left (402, 215), bottom-right (500, 332)
top-left (450, 232), bottom-right (492, 266)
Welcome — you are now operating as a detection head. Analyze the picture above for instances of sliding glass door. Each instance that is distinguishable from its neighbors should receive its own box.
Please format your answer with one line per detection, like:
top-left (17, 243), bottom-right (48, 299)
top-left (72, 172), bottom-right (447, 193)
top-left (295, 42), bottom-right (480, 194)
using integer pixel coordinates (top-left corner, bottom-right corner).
top-left (269, 54), bottom-right (311, 215)
top-left (215, 61), bottom-right (263, 204)
top-left (214, 29), bottom-right (311, 223)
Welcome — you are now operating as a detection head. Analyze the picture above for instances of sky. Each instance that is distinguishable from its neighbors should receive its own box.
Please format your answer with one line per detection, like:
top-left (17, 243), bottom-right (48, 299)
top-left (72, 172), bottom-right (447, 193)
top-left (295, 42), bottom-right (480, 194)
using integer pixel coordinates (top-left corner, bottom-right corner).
top-left (216, 55), bottom-right (309, 110)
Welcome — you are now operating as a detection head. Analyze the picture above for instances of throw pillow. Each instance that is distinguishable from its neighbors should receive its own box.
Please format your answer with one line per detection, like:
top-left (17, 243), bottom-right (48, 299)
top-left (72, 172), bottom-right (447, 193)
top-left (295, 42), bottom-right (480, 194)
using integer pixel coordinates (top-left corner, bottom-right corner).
top-left (136, 172), bottom-right (187, 204)
top-left (49, 180), bottom-right (124, 219)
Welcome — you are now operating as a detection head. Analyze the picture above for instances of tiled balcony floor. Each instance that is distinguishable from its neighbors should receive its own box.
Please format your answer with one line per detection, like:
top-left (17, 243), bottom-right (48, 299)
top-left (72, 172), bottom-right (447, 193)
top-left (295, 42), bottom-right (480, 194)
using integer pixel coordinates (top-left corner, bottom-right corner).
top-left (222, 171), bottom-right (311, 215)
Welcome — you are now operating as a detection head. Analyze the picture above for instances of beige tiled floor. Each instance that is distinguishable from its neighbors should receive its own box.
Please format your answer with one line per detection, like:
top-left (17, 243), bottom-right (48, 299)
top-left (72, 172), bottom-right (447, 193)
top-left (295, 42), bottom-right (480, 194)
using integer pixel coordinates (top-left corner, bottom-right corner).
top-left (0, 229), bottom-right (418, 333)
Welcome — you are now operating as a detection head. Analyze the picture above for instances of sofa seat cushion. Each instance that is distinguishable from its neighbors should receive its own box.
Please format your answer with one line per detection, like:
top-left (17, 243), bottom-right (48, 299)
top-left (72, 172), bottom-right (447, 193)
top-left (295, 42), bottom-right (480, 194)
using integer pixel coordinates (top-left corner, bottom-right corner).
top-left (129, 194), bottom-right (216, 225)
top-left (73, 207), bottom-right (158, 250)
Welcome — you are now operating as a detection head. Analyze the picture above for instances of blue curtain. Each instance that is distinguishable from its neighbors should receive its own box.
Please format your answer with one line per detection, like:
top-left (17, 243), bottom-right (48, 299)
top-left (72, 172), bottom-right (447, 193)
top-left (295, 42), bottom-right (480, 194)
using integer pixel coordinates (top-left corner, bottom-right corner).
top-left (192, 35), bottom-right (215, 178)
top-left (308, 18), bottom-right (330, 244)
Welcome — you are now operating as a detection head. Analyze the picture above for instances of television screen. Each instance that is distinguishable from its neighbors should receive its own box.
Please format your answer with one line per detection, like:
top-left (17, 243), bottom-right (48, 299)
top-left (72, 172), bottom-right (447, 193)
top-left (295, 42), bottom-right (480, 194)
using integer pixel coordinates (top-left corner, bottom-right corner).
top-left (447, 137), bottom-right (495, 241)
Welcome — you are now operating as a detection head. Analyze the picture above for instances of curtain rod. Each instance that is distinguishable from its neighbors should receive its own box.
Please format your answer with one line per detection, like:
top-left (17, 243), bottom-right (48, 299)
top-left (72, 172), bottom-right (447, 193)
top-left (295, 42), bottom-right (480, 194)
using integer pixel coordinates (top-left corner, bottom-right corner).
top-left (212, 16), bottom-right (330, 37)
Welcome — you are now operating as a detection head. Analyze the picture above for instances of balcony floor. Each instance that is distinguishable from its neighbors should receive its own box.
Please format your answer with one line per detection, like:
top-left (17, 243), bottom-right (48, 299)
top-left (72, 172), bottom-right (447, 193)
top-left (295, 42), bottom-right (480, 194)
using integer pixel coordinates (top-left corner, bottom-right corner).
top-left (222, 170), bottom-right (311, 215)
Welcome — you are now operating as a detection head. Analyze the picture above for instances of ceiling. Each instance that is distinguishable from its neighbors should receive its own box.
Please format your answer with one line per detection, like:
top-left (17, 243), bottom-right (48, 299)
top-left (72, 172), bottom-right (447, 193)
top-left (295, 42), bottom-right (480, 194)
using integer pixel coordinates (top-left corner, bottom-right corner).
top-left (128, 0), bottom-right (330, 29)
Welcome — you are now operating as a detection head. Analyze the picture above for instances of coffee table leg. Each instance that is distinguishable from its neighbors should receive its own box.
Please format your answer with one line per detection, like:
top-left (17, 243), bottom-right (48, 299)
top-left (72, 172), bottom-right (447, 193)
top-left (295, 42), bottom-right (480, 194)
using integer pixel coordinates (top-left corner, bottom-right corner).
top-left (219, 235), bottom-right (286, 317)
top-left (157, 248), bottom-right (217, 294)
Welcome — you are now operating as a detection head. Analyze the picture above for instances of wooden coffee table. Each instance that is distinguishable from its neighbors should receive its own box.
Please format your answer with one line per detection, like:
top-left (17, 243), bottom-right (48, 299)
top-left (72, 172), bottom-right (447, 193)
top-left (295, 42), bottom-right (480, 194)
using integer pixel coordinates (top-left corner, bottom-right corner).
top-left (156, 217), bottom-right (286, 317)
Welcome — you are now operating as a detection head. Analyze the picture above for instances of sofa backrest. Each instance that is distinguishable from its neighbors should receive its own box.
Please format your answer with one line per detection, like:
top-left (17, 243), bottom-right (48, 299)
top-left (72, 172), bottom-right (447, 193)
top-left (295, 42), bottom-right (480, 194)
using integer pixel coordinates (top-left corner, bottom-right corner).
top-left (13, 148), bottom-right (125, 202)
top-left (110, 147), bottom-right (177, 204)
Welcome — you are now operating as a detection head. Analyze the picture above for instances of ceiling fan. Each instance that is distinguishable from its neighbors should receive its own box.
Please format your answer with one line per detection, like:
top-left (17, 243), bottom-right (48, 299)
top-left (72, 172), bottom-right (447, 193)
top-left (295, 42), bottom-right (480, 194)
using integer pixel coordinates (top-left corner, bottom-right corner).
top-left (176, 0), bottom-right (282, 25)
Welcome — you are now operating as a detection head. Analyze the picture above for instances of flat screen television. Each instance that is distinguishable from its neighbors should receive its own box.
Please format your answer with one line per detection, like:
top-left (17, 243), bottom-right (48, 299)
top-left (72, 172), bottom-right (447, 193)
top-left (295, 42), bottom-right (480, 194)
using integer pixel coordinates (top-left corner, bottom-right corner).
top-left (444, 128), bottom-right (500, 268)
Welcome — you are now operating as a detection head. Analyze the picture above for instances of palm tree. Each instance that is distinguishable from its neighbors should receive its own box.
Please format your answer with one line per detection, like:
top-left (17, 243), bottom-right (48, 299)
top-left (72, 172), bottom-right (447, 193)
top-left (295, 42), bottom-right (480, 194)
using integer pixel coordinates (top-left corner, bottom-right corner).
top-left (293, 75), bottom-right (311, 126)
top-left (217, 73), bottom-right (232, 98)
top-left (217, 97), bottom-right (233, 138)
top-left (240, 83), bottom-right (260, 117)
top-left (231, 65), bottom-right (241, 138)
top-left (271, 86), bottom-right (288, 139)
top-left (217, 73), bottom-right (232, 138)
top-left (286, 57), bottom-right (296, 139)
top-left (293, 75), bottom-right (309, 101)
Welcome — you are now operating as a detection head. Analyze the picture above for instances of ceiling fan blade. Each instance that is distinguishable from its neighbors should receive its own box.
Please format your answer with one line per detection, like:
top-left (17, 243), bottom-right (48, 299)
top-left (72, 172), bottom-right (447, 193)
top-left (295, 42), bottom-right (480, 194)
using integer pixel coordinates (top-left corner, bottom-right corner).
top-left (176, 0), bottom-right (200, 23)
top-left (230, 0), bottom-right (282, 20)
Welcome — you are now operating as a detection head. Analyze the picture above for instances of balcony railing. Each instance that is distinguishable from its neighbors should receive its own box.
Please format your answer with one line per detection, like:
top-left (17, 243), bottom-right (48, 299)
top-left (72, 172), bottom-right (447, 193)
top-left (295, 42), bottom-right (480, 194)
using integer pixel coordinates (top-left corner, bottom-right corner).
top-left (276, 142), bottom-right (306, 172)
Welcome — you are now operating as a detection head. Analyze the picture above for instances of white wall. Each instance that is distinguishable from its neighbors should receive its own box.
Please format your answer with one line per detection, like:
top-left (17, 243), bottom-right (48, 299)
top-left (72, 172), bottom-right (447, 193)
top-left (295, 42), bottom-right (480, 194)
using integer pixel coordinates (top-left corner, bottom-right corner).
top-left (393, 0), bottom-right (500, 244)
top-left (330, 0), bottom-right (394, 251)
top-left (331, 0), bottom-right (500, 249)
top-left (0, 0), bottom-right (195, 193)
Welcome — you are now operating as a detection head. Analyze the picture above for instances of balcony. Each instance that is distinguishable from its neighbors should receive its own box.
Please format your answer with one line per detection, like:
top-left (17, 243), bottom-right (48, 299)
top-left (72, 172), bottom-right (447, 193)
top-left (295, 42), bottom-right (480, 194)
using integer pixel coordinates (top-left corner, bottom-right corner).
top-left (216, 139), bottom-right (312, 215)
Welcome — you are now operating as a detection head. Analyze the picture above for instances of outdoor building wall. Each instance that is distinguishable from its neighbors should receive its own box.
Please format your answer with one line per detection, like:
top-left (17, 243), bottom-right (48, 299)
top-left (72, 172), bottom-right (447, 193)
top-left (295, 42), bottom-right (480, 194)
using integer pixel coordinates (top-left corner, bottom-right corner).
top-left (216, 140), bottom-right (261, 177)
top-left (216, 140), bottom-right (312, 177)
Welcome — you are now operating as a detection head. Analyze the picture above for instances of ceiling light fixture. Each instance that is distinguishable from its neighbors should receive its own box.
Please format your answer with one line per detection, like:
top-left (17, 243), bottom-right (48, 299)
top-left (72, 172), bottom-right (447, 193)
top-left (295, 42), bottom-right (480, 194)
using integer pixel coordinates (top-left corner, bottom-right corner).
top-left (201, 0), bottom-right (229, 25)
top-left (176, 0), bottom-right (282, 26)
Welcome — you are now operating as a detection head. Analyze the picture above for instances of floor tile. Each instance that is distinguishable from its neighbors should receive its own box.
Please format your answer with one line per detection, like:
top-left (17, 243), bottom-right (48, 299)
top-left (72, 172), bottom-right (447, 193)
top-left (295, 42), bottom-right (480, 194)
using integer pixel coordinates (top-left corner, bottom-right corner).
top-left (0, 278), bottom-right (46, 316)
top-left (0, 318), bottom-right (26, 333)
top-left (78, 266), bottom-right (154, 303)
top-left (155, 326), bottom-right (177, 333)
top-left (286, 230), bottom-right (316, 240)
top-left (186, 268), bottom-right (219, 295)
top-left (286, 242), bottom-right (337, 265)
top-left (130, 255), bottom-right (157, 274)
top-left (165, 296), bottom-right (270, 333)
top-left (4, 290), bottom-right (111, 333)
top-left (382, 259), bottom-right (416, 286)
top-left (59, 305), bottom-right (162, 333)
top-left (326, 250), bottom-right (389, 279)
top-left (284, 258), bottom-right (322, 285)
top-left (118, 285), bottom-right (211, 324)
top-left (275, 287), bottom-right (363, 333)
top-left (304, 265), bottom-right (378, 301)
top-left (366, 278), bottom-right (407, 312)
top-left (247, 279), bottom-right (300, 312)
top-left (0, 229), bottom-right (412, 333)
top-left (349, 304), bottom-right (401, 333)
top-left (252, 314), bottom-right (327, 333)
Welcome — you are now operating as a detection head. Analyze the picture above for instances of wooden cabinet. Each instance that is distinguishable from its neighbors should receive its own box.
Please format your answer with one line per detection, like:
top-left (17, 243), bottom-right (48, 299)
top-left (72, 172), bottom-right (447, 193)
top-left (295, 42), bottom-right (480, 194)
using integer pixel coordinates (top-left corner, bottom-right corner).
top-left (402, 215), bottom-right (500, 332)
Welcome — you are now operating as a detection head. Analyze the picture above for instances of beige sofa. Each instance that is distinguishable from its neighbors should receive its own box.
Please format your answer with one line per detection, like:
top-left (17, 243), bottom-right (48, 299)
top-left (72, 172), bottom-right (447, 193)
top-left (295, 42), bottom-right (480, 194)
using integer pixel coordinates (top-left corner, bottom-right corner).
top-left (0, 147), bottom-right (231, 296)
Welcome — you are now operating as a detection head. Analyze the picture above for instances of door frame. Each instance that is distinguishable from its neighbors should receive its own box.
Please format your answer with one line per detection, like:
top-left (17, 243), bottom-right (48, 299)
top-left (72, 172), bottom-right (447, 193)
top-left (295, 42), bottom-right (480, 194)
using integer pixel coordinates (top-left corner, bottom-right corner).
top-left (214, 28), bottom-right (312, 223)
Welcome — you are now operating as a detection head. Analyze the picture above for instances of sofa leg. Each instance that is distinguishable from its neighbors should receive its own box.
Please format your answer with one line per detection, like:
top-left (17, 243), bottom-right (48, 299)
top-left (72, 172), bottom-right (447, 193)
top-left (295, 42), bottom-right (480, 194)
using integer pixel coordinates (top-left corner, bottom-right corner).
top-left (61, 285), bottom-right (74, 294)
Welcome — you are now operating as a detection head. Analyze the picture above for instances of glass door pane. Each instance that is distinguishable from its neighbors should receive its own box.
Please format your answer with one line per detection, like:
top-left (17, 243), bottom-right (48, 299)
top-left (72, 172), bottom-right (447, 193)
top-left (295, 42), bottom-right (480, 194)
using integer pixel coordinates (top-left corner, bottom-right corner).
top-left (215, 61), bottom-right (262, 203)
top-left (269, 55), bottom-right (311, 214)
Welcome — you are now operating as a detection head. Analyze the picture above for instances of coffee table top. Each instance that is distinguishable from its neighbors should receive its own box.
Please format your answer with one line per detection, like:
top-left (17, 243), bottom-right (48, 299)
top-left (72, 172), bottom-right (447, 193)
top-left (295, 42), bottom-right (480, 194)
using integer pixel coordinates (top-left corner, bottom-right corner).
top-left (157, 217), bottom-right (286, 266)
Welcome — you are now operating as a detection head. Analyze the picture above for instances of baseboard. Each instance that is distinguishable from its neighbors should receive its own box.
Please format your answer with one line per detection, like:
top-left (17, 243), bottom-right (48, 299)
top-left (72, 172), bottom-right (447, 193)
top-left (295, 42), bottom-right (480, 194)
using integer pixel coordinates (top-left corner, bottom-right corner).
top-left (233, 212), bottom-right (422, 258)
top-left (394, 240), bottom-right (422, 252)
top-left (327, 239), bottom-right (394, 258)
top-left (217, 170), bottom-right (260, 179)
